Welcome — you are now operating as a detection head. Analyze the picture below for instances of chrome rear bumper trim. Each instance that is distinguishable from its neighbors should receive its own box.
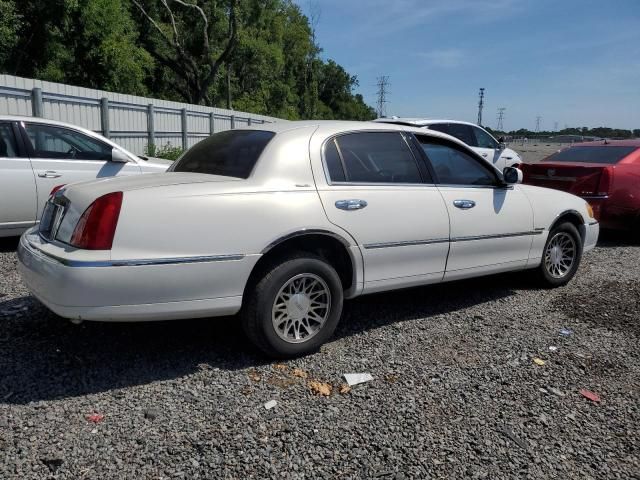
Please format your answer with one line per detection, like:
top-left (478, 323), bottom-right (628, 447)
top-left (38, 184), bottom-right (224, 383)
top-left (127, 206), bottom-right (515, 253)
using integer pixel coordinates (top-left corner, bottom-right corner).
top-left (20, 238), bottom-right (244, 268)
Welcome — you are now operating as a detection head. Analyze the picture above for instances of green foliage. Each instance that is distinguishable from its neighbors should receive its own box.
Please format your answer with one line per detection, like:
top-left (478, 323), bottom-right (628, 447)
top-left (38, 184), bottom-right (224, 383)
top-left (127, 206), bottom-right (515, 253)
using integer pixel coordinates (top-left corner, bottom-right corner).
top-left (0, 0), bottom-right (20, 65)
top-left (144, 142), bottom-right (183, 161)
top-left (506, 126), bottom-right (636, 139)
top-left (0, 0), bottom-right (373, 120)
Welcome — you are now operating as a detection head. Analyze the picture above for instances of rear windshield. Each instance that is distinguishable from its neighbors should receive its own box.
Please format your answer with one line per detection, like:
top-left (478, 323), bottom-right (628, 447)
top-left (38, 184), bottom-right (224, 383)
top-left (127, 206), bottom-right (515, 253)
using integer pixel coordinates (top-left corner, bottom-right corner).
top-left (172, 130), bottom-right (275, 178)
top-left (547, 145), bottom-right (636, 164)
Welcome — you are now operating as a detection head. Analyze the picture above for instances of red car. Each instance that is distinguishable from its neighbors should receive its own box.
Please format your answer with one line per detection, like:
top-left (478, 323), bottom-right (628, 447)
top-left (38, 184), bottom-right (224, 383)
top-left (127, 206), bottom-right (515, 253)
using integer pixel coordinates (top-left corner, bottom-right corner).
top-left (522, 140), bottom-right (640, 234)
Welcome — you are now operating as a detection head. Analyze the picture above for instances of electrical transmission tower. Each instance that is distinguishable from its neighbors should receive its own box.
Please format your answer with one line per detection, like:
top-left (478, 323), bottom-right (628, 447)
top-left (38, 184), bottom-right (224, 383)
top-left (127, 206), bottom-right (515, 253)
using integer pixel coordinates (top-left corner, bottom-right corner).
top-left (535, 115), bottom-right (542, 133)
top-left (496, 107), bottom-right (506, 131)
top-left (553, 121), bottom-right (559, 132)
top-left (375, 76), bottom-right (390, 118)
top-left (477, 88), bottom-right (485, 126)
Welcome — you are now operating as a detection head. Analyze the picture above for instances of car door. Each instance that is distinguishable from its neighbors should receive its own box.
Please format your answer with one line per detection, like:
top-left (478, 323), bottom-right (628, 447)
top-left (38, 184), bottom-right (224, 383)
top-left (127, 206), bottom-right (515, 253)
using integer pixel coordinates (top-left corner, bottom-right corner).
top-left (469, 125), bottom-right (502, 169)
top-left (0, 121), bottom-right (38, 234)
top-left (414, 134), bottom-right (536, 281)
top-left (313, 130), bottom-right (450, 293)
top-left (20, 122), bottom-right (142, 219)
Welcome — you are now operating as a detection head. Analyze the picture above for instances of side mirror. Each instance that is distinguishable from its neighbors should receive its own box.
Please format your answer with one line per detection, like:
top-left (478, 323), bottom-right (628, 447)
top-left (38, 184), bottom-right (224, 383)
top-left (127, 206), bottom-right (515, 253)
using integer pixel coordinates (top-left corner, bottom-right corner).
top-left (111, 149), bottom-right (130, 163)
top-left (503, 166), bottom-right (523, 184)
top-left (498, 142), bottom-right (507, 150)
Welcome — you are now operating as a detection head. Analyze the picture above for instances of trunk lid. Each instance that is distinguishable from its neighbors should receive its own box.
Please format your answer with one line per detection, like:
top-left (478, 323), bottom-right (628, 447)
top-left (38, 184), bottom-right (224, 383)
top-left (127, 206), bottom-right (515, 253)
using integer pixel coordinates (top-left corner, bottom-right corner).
top-left (522, 162), bottom-right (612, 197)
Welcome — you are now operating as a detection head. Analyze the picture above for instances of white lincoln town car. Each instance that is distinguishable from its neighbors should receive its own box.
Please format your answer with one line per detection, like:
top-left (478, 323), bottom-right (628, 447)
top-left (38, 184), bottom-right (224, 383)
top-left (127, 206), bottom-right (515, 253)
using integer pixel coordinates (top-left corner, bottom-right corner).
top-left (18, 121), bottom-right (599, 357)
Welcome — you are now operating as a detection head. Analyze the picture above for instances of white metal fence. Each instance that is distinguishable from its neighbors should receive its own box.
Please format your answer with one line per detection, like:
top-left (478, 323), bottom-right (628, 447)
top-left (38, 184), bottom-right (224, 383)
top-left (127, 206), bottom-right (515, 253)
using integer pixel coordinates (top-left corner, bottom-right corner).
top-left (0, 74), bottom-right (281, 155)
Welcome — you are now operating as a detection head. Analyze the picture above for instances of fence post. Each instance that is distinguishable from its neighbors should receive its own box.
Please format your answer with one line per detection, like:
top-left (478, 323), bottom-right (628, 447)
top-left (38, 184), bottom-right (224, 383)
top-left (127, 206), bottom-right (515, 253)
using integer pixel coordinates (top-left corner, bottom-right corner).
top-left (181, 108), bottom-right (188, 149)
top-left (230, 114), bottom-right (235, 130)
top-left (247, 117), bottom-right (252, 127)
top-left (147, 104), bottom-right (155, 152)
top-left (100, 97), bottom-right (110, 138)
top-left (209, 112), bottom-right (215, 136)
top-left (31, 88), bottom-right (43, 117)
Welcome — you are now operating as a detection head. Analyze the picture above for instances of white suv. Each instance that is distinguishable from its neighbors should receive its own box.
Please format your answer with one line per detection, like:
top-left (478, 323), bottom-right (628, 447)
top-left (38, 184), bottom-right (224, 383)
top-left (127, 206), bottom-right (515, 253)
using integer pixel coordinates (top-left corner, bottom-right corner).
top-left (374, 118), bottom-right (522, 172)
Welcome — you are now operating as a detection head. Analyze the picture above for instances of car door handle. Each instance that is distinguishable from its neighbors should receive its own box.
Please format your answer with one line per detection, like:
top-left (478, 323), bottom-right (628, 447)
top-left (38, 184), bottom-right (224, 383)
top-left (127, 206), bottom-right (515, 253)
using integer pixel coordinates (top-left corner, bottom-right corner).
top-left (335, 199), bottom-right (368, 211)
top-left (453, 199), bottom-right (476, 209)
top-left (38, 171), bottom-right (62, 178)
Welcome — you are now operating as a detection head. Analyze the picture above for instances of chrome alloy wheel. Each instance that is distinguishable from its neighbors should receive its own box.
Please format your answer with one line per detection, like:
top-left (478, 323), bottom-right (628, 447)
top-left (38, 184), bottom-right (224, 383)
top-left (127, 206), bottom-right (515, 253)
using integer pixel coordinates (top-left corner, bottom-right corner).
top-left (544, 232), bottom-right (576, 278)
top-left (272, 273), bottom-right (331, 344)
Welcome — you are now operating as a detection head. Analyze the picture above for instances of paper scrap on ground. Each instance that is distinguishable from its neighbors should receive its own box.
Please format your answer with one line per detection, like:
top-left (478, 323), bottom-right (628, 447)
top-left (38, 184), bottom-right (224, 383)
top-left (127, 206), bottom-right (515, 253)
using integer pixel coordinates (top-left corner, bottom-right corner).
top-left (533, 358), bottom-right (546, 366)
top-left (264, 400), bottom-right (277, 410)
top-left (343, 373), bottom-right (373, 386)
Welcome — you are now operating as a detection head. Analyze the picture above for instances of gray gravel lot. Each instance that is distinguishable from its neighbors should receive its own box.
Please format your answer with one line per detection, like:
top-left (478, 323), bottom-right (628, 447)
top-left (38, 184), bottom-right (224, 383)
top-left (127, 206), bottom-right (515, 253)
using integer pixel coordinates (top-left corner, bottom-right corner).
top-left (1, 234), bottom-right (638, 479)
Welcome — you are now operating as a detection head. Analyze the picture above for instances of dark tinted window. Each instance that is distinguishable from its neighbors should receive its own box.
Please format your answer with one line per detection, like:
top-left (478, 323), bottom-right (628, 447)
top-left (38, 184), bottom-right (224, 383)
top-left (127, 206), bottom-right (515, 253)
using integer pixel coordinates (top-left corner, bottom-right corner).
top-left (446, 123), bottom-right (476, 146)
top-left (172, 130), bottom-right (275, 178)
top-left (472, 126), bottom-right (498, 149)
top-left (417, 137), bottom-right (497, 186)
top-left (24, 124), bottom-right (112, 160)
top-left (324, 139), bottom-right (346, 182)
top-left (0, 123), bottom-right (18, 157)
top-left (427, 123), bottom-right (449, 135)
top-left (546, 146), bottom-right (636, 164)
top-left (334, 132), bottom-right (422, 183)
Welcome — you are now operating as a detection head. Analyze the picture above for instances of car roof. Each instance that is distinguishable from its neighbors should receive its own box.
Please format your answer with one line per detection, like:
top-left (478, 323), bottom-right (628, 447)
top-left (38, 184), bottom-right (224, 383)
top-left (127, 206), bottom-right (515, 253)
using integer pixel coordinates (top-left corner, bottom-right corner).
top-left (564, 139), bottom-right (640, 148)
top-left (245, 119), bottom-right (476, 147)
top-left (372, 117), bottom-right (480, 128)
top-left (0, 115), bottom-right (98, 128)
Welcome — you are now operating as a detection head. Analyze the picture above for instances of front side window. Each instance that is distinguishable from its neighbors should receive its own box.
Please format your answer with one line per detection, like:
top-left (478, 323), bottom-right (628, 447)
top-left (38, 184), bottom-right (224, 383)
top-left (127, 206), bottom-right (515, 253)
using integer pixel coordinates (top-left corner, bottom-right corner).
top-left (330, 132), bottom-right (423, 184)
top-left (172, 130), bottom-right (275, 178)
top-left (24, 124), bottom-right (112, 160)
top-left (472, 126), bottom-right (498, 149)
top-left (0, 123), bottom-right (18, 157)
top-left (417, 136), bottom-right (497, 186)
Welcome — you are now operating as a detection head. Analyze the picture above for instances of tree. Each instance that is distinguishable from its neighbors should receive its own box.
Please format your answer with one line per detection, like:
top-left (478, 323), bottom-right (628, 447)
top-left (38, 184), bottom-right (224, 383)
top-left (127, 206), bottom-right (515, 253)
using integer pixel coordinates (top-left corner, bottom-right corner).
top-left (0, 0), bottom-right (20, 65)
top-left (132, 0), bottom-right (238, 105)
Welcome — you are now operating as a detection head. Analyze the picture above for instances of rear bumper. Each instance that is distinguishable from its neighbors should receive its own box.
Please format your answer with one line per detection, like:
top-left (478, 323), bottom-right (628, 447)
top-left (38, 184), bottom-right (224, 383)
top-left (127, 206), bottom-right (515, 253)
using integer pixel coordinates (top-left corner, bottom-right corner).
top-left (17, 229), bottom-right (258, 321)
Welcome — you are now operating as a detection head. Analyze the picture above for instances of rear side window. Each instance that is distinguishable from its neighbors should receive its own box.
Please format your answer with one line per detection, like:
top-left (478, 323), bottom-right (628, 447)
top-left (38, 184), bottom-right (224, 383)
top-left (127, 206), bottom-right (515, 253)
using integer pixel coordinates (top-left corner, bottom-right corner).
top-left (417, 136), bottom-right (497, 186)
top-left (331, 132), bottom-right (423, 184)
top-left (546, 146), bottom-right (637, 164)
top-left (445, 123), bottom-right (476, 146)
top-left (0, 123), bottom-right (18, 157)
top-left (172, 130), bottom-right (275, 178)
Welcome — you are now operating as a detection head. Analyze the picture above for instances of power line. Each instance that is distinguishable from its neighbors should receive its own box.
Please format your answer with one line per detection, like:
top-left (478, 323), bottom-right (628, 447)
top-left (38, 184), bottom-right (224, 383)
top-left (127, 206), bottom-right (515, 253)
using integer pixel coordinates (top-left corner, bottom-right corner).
top-left (477, 88), bottom-right (485, 126)
top-left (496, 107), bottom-right (506, 131)
top-left (376, 76), bottom-right (390, 118)
top-left (535, 115), bottom-right (542, 133)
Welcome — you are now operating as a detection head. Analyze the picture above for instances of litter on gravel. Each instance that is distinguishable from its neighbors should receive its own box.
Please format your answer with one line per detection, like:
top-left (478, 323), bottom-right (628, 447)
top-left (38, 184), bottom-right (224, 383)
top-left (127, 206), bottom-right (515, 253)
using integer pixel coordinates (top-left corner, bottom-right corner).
top-left (580, 389), bottom-right (601, 403)
top-left (343, 373), bottom-right (374, 386)
top-left (86, 413), bottom-right (105, 424)
top-left (264, 400), bottom-right (277, 410)
top-left (533, 358), bottom-right (546, 366)
top-left (559, 327), bottom-right (574, 336)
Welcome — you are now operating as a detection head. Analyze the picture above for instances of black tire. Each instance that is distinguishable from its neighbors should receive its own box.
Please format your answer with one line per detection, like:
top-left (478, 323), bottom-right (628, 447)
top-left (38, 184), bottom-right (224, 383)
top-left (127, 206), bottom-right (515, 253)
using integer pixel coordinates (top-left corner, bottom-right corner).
top-left (536, 222), bottom-right (583, 288)
top-left (241, 253), bottom-right (344, 358)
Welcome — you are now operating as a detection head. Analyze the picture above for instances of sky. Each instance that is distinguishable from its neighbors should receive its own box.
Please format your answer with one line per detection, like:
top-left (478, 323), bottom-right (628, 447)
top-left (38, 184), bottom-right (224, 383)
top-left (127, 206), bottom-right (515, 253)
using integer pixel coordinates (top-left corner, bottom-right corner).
top-left (294, 0), bottom-right (640, 131)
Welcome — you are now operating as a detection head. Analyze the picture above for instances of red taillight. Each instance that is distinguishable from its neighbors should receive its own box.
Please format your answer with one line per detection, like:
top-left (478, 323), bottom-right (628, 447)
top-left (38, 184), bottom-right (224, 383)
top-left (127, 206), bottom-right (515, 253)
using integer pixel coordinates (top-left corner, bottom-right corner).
top-left (596, 166), bottom-right (613, 196)
top-left (70, 192), bottom-right (123, 250)
top-left (50, 185), bottom-right (66, 197)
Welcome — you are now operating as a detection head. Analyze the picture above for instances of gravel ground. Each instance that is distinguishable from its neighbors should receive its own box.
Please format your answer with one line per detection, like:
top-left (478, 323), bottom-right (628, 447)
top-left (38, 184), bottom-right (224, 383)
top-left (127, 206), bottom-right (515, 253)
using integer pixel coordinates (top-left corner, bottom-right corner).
top-left (506, 142), bottom-right (569, 163)
top-left (0, 234), bottom-right (638, 480)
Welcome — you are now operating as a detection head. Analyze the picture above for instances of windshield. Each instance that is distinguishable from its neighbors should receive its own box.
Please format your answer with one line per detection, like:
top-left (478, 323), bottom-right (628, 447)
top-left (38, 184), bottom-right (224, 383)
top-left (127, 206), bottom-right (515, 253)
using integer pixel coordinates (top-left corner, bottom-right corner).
top-left (547, 145), bottom-right (636, 164)
top-left (172, 130), bottom-right (275, 178)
